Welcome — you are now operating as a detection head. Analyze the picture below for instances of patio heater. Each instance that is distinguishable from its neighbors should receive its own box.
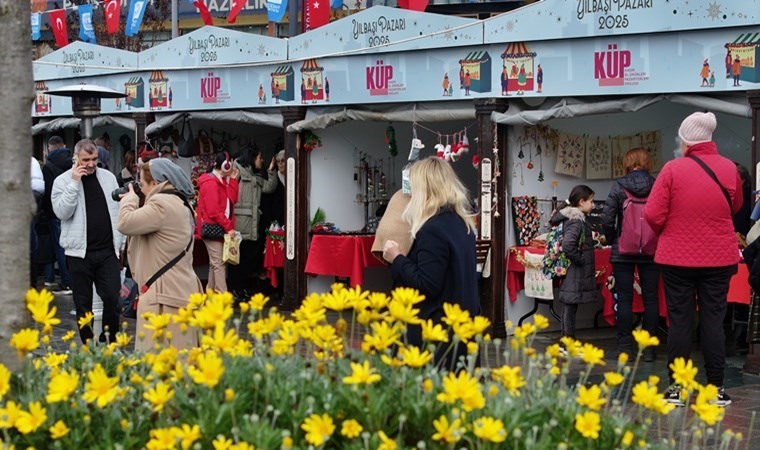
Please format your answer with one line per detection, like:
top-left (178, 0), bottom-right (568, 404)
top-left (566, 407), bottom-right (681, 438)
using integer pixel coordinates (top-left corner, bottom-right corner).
top-left (46, 84), bottom-right (126, 340)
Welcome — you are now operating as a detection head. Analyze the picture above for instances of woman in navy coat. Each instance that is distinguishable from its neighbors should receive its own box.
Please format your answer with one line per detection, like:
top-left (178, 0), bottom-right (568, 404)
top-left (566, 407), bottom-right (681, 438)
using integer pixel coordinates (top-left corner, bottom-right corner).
top-left (382, 157), bottom-right (479, 369)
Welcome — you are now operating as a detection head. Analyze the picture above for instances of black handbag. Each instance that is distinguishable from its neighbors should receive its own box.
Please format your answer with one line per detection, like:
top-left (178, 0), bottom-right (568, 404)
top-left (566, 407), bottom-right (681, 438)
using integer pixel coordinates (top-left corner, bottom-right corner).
top-left (177, 118), bottom-right (196, 158)
top-left (201, 223), bottom-right (225, 241)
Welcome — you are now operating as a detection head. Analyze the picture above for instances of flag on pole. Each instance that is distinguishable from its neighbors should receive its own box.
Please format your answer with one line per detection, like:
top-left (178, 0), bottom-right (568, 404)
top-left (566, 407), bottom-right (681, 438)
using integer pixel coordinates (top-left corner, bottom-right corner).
top-left (105, 0), bottom-right (121, 34)
top-left (49, 9), bottom-right (69, 47)
top-left (267, 0), bottom-right (288, 23)
top-left (31, 12), bottom-right (41, 40)
top-left (228, 0), bottom-right (246, 24)
top-left (303, 0), bottom-right (329, 31)
top-left (78, 5), bottom-right (96, 44)
top-left (125, 0), bottom-right (148, 37)
top-left (193, 0), bottom-right (215, 25)
top-left (331, 0), bottom-right (342, 10)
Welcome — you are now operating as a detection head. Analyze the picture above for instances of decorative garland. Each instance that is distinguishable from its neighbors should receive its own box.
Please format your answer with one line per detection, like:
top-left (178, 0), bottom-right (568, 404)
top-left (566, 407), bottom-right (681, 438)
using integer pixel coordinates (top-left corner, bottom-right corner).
top-left (302, 130), bottom-right (322, 152)
top-left (510, 247), bottom-right (608, 278)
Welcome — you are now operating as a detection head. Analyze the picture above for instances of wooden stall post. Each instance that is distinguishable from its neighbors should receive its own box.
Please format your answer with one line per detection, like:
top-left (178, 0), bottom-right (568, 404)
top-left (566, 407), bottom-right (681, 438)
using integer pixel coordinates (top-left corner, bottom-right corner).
top-left (745, 89), bottom-right (760, 376)
top-left (281, 106), bottom-right (307, 311)
top-left (131, 112), bottom-right (154, 143)
top-left (474, 98), bottom-right (508, 338)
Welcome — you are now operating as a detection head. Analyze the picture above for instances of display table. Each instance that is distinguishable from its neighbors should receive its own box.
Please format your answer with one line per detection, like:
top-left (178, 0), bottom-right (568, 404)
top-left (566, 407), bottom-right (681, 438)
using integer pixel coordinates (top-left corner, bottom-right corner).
top-left (304, 234), bottom-right (385, 287)
top-left (508, 245), bottom-right (750, 327)
top-left (263, 236), bottom-right (285, 288)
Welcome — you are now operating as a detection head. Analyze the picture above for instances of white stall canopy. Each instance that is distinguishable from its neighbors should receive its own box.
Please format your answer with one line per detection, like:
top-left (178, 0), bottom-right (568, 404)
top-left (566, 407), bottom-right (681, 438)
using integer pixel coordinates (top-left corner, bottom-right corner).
top-left (145, 110), bottom-right (285, 137)
top-left (32, 115), bottom-right (137, 135)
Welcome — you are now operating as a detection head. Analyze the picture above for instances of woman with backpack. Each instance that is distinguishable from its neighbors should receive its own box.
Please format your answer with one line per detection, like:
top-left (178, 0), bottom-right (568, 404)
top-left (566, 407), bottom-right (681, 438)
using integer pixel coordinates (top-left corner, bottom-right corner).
top-left (602, 148), bottom-right (660, 362)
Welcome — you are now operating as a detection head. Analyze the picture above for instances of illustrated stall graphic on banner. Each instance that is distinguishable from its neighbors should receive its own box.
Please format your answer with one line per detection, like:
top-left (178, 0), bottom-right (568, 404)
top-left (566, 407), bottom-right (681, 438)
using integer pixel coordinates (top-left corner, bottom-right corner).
top-left (300, 59), bottom-right (325, 103)
top-left (149, 70), bottom-right (170, 109)
top-left (727, 32), bottom-right (760, 84)
top-left (501, 42), bottom-right (536, 95)
top-left (34, 81), bottom-right (50, 114)
top-left (124, 76), bottom-right (145, 109)
top-left (458, 51), bottom-right (491, 94)
top-left (270, 65), bottom-right (295, 103)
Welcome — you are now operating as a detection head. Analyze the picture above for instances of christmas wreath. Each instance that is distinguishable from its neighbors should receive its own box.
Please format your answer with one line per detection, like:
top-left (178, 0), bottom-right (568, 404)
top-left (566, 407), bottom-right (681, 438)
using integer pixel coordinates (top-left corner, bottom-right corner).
top-left (302, 130), bottom-right (322, 152)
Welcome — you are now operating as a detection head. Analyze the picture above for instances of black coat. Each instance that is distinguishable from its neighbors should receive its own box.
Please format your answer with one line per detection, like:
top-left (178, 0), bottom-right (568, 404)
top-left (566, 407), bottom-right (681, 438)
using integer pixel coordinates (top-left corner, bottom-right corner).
top-left (551, 207), bottom-right (597, 305)
top-left (261, 177), bottom-right (285, 228)
top-left (390, 209), bottom-right (480, 347)
top-left (41, 148), bottom-right (73, 218)
top-left (742, 238), bottom-right (760, 292)
top-left (602, 170), bottom-right (656, 263)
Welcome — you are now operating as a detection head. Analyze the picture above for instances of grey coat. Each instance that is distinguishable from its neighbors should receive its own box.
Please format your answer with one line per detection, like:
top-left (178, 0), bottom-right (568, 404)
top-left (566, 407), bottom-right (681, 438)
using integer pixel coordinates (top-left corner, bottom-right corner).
top-left (233, 162), bottom-right (278, 241)
top-left (551, 206), bottom-right (598, 305)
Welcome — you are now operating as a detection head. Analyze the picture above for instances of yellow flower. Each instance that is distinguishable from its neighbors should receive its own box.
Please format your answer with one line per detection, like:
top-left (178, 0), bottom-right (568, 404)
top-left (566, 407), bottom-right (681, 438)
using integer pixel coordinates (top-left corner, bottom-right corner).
top-left (436, 370), bottom-right (485, 411)
top-left (361, 321), bottom-right (401, 353)
top-left (43, 353), bottom-right (68, 370)
top-left (513, 323), bottom-right (536, 341)
top-left (473, 416), bottom-right (507, 443)
top-left (49, 420), bottom-right (70, 439)
top-left (421, 320), bottom-right (449, 343)
top-left (340, 419), bottom-right (363, 438)
top-left (491, 365), bottom-right (525, 396)
top-left (176, 423), bottom-right (202, 450)
top-left (225, 388), bottom-right (235, 402)
top-left (669, 358), bottom-right (698, 389)
top-left (691, 384), bottom-right (725, 426)
top-left (343, 360), bottom-right (382, 385)
top-left (281, 436), bottom-right (293, 449)
top-left (146, 427), bottom-right (178, 450)
top-left (580, 343), bottom-right (605, 366)
top-left (0, 364), bottom-right (10, 399)
top-left (322, 285), bottom-right (355, 311)
top-left (301, 413), bottom-right (335, 447)
top-left (622, 430), bottom-right (634, 446)
top-left (82, 364), bottom-right (120, 408)
top-left (442, 302), bottom-right (471, 326)
top-left (546, 344), bottom-right (562, 358)
top-left (213, 436), bottom-right (233, 450)
top-left (26, 289), bottom-right (60, 333)
top-left (61, 330), bottom-right (76, 342)
top-left (632, 329), bottom-right (660, 349)
top-left (422, 378), bottom-right (434, 393)
top-left (144, 382), bottom-right (175, 413)
top-left (14, 401), bottom-right (47, 434)
top-left (618, 352), bottom-right (629, 365)
top-left (246, 293), bottom-right (270, 311)
top-left (391, 286), bottom-right (425, 306)
top-left (399, 346), bottom-right (433, 368)
top-left (78, 312), bottom-right (94, 330)
top-left (201, 323), bottom-right (240, 354)
top-left (10, 329), bottom-right (40, 357)
top-left (188, 351), bottom-right (225, 388)
top-left (432, 415), bottom-right (463, 443)
top-left (230, 443), bottom-right (255, 450)
top-left (189, 294), bottom-right (234, 330)
top-left (377, 430), bottom-right (398, 450)
top-left (603, 372), bottom-right (625, 387)
top-left (0, 400), bottom-right (22, 429)
top-left (387, 299), bottom-right (422, 324)
top-left (46, 369), bottom-right (79, 403)
top-left (576, 385), bottom-right (606, 411)
top-left (574, 411), bottom-right (601, 439)
top-left (533, 313), bottom-right (550, 330)
top-left (471, 316), bottom-right (492, 334)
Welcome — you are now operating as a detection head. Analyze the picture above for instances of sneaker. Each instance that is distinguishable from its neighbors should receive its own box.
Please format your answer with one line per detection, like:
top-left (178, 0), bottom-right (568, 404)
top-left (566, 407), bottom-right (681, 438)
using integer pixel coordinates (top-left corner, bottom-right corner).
top-left (715, 387), bottom-right (732, 407)
top-left (665, 386), bottom-right (686, 407)
top-left (53, 286), bottom-right (72, 296)
top-left (43, 281), bottom-right (58, 289)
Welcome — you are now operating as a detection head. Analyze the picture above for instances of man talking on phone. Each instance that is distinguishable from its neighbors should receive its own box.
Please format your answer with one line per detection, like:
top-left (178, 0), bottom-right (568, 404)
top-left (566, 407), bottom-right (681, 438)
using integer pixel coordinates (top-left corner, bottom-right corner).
top-left (51, 139), bottom-right (123, 344)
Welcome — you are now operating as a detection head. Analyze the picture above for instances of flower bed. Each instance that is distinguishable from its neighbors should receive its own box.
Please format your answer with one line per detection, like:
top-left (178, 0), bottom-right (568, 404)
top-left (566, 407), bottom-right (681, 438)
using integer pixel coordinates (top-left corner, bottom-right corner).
top-left (0, 286), bottom-right (746, 449)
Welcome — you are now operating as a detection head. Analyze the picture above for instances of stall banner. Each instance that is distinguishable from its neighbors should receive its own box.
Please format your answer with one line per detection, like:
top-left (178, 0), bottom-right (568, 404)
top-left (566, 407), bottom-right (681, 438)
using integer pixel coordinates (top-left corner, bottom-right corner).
top-left (49, 9), bottom-right (69, 48)
top-left (78, 5), bottom-right (97, 44)
top-left (33, 41), bottom-right (138, 81)
top-left (31, 12), bottom-right (41, 41)
top-left (105, 0), bottom-right (121, 34)
top-left (484, 0), bottom-right (760, 44)
top-left (267, 0), bottom-right (289, 23)
top-left (125, 0), bottom-right (149, 37)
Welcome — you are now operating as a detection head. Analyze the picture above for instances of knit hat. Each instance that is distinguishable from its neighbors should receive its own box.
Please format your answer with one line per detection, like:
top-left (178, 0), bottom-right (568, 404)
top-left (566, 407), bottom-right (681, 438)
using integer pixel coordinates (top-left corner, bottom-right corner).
top-left (678, 111), bottom-right (716, 146)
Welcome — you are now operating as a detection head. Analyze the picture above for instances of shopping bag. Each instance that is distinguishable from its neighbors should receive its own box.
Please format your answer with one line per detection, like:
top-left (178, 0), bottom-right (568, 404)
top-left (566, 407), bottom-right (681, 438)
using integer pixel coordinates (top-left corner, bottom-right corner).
top-left (223, 232), bottom-right (242, 265)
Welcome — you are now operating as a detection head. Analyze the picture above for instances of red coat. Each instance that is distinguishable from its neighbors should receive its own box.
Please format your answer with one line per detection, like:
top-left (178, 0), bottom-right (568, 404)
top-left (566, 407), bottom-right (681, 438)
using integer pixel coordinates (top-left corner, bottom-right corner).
top-left (644, 141), bottom-right (742, 267)
top-left (195, 172), bottom-right (239, 238)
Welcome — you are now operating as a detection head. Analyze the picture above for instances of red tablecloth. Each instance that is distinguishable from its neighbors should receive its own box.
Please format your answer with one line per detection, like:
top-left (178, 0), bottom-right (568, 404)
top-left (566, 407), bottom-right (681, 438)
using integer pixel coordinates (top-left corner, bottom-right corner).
top-left (304, 234), bottom-right (385, 287)
top-left (263, 237), bottom-right (285, 288)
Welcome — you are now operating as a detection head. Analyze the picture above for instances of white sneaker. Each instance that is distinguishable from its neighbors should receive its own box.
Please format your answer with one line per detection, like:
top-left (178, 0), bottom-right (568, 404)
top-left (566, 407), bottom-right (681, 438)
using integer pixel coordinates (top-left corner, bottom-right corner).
top-left (69, 309), bottom-right (76, 316)
top-left (53, 287), bottom-right (72, 296)
top-left (44, 282), bottom-right (58, 288)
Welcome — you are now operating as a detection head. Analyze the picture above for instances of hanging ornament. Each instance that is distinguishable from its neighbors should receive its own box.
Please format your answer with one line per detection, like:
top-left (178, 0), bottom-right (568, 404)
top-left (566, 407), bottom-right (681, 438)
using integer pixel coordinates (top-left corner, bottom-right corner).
top-left (460, 130), bottom-right (470, 153)
top-left (538, 150), bottom-right (544, 182)
top-left (472, 155), bottom-right (480, 169)
top-left (302, 130), bottom-right (322, 151)
top-left (527, 145), bottom-right (534, 170)
top-left (385, 124), bottom-right (398, 157)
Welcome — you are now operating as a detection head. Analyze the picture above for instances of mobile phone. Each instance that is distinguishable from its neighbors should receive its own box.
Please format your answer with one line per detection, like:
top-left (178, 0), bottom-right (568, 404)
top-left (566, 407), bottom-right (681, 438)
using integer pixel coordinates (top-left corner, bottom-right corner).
top-left (72, 155), bottom-right (79, 167)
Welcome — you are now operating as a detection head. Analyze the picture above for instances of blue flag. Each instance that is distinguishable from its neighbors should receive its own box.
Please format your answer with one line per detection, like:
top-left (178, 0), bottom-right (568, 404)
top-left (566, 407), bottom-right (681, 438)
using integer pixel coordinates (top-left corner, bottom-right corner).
top-left (125, 0), bottom-right (148, 37)
top-left (31, 12), bottom-right (41, 40)
top-left (78, 5), bottom-right (96, 43)
top-left (331, 0), bottom-right (342, 9)
top-left (267, 0), bottom-right (288, 23)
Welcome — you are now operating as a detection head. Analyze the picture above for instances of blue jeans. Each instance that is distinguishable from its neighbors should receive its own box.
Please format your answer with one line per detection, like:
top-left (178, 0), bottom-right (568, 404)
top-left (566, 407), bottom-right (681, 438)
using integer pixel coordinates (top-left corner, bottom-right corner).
top-left (44, 218), bottom-right (71, 287)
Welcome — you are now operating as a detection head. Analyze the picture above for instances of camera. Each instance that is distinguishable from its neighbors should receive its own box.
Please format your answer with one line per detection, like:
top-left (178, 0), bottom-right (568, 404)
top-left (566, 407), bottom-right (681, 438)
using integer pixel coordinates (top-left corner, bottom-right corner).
top-left (112, 181), bottom-right (141, 202)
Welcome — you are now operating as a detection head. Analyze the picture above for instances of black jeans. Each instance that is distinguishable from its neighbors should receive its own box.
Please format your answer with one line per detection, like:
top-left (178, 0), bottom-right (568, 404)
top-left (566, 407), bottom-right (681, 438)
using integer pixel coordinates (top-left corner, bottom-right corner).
top-left (661, 264), bottom-right (737, 387)
top-left (67, 248), bottom-right (121, 344)
top-left (227, 239), bottom-right (264, 294)
top-left (612, 262), bottom-right (660, 352)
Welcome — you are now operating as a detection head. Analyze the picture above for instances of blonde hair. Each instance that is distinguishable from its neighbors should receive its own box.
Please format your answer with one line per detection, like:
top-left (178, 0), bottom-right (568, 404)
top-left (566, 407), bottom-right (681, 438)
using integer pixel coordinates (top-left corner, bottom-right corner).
top-left (402, 157), bottom-right (476, 238)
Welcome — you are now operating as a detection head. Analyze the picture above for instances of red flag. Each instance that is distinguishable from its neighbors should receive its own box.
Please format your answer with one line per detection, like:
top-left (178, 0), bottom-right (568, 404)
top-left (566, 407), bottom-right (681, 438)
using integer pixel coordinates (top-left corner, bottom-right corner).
top-left (49, 9), bottom-right (69, 47)
top-left (403, 0), bottom-right (428, 11)
top-left (228, 0), bottom-right (246, 24)
top-left (397, 0), bottom-right (409, 8)
top-left (193, 0), bottom-right (215, 26)
top-left (303, 0), bottom-right (329, 31)
top-left (105, 0), bottom-right (120, 34)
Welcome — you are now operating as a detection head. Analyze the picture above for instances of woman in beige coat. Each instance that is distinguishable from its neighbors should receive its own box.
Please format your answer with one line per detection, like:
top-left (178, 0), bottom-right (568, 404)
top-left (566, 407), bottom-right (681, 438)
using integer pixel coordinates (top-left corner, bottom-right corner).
top-left (118, 158), bottom-right (203, 352)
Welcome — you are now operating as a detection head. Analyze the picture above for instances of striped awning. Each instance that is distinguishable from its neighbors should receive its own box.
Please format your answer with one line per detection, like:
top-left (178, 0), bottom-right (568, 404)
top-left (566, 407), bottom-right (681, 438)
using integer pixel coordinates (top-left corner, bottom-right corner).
top-left (729, 32), bottom-right (760, 46)
top-left (460, 51), bottom-right (490, 64)
top-left (271, 65), bottom-right (293, 76)
top-left (501, 42), bottom-right (536, 59)
top-left (301, 58), bottom-right (324, 73)
top-left (125, 76), bottom-right (142, 85)
top-left (150, 71), bottom-right (166, 81)
top-left (34, 81), bottom-right (47, 90)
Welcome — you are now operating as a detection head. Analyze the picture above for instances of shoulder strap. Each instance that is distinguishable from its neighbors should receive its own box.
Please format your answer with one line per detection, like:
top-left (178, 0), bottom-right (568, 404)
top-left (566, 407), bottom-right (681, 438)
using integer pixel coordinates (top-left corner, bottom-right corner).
top-left (140, 191), bottom-right (196, 295)
top-left (688, 155), bottom-right (732, 209)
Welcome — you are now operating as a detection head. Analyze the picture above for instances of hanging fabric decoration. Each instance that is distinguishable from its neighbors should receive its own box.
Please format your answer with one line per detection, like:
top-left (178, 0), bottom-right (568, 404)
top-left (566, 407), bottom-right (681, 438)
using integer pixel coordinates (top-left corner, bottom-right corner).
top-left (31, 12), bottom-right (41, 41)
top-left (193, 0), bottom-right (215, 25)
top-left (105, 0), bottom-right (121, 34)
top-left (228, 0), bottom-right (247, 24)
top-left (385, 125), bottom-right (398, 157)
top-left (78, 5), bottom-right (97, 44)
top-left (49, 9), bottom-right (69, 48)
top-left (267, 0), bottom-right (289, 23)
top-left (302, 130), bottom-right (322, 151)
top-left (125, 0), bottom-right (149, 37)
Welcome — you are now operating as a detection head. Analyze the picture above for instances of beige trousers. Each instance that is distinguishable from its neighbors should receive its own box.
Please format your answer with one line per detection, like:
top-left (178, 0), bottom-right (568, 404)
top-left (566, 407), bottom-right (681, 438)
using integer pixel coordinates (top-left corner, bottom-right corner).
top-left (203, 239), bottom-right (227, 293)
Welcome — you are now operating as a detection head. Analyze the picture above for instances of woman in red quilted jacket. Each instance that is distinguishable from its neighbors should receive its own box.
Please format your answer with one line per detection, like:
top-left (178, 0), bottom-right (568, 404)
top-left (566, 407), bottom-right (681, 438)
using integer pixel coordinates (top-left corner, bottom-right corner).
top-left (644, 111), bottom-right (743, 407)
top-left (195, 152), bottom-right (239, 293)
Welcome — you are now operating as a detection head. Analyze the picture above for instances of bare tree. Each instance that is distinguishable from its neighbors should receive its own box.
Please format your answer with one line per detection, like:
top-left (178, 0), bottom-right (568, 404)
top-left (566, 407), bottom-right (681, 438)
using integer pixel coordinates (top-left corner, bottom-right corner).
top-left (0, 0), bottom-right (34, 370)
